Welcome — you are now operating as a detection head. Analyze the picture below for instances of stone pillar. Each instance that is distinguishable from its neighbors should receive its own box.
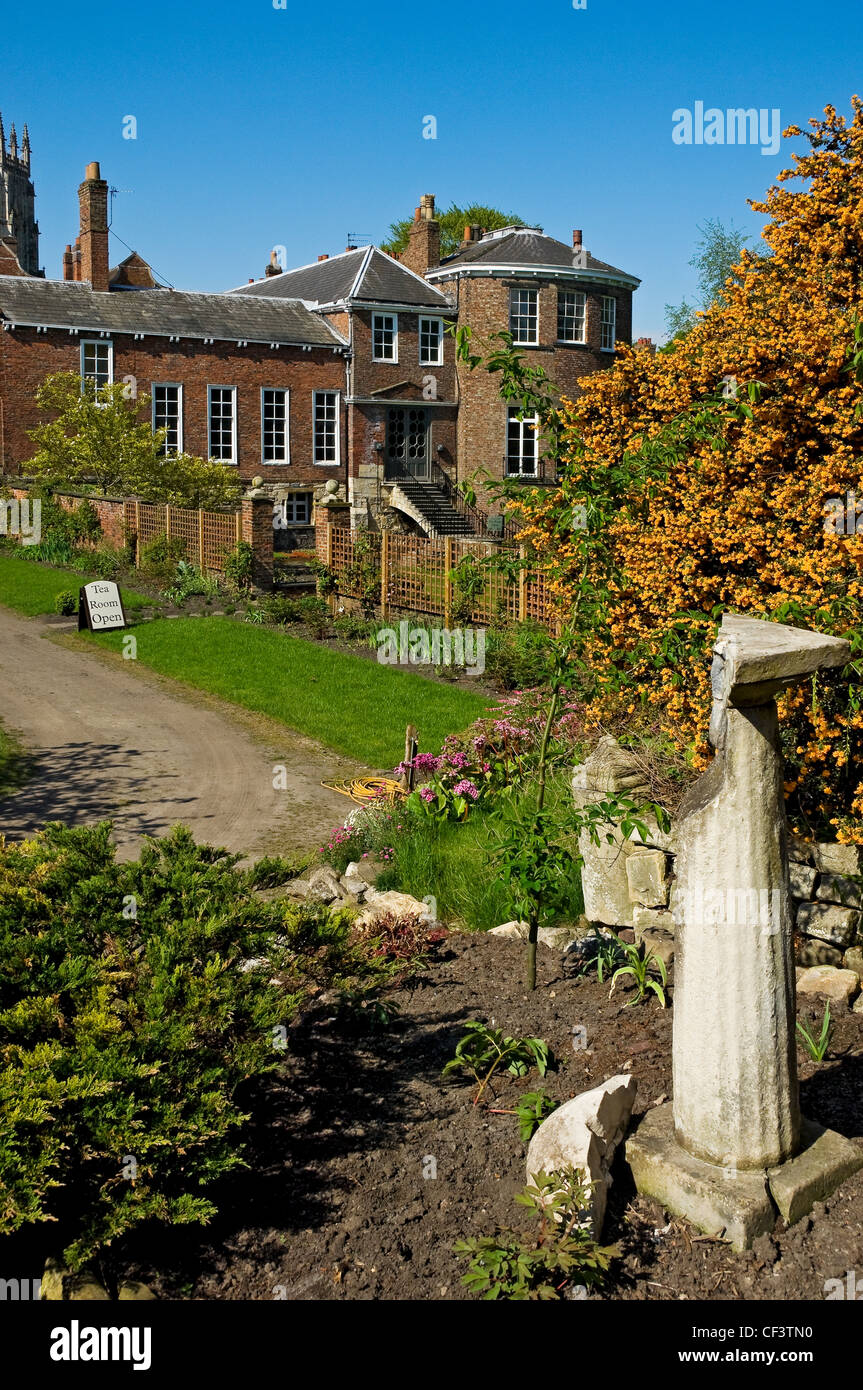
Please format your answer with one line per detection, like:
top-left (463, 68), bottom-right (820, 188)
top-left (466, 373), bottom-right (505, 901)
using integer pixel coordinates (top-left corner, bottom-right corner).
top-left (673, 700), bottom-right (799, 1169)
top-left (627, 613), bottom-right (863, 1248)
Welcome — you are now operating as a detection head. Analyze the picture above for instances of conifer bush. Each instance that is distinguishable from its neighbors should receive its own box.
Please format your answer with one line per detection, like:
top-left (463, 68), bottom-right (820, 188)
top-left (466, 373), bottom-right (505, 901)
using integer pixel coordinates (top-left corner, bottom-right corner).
top-left (0, 823), bottom-right (308, 1266)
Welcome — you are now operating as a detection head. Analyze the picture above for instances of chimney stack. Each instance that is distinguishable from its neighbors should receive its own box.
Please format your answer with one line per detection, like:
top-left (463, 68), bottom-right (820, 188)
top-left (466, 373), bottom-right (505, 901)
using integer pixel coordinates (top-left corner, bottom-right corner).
top-left (62, 243), bottom-right (74, 281)
top-left (401, 193), bottom-right (440, 276)
top-left (572, 229), bottom-right (582, 248)
top-left (636, 336), bottom-right (656, 355)
top-left (78, 162), bottom-right (109, 292)
top-left (317, 254), bottom-right (329, 261)
top-left (264, 250), bottom-right (283, 278)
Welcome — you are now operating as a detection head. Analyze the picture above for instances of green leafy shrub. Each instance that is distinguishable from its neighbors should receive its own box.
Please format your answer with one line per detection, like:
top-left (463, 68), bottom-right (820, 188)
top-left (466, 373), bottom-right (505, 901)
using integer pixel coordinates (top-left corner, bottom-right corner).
top-left (87, 545), bottom-right (124, 580)
top-left (455, 1167), bottom-right (618, 1300)
top-left (259, 594), bottom-right (303, 626)
top-left (0, 822), bottom-right (319, 1267)
top-left (140, 533), bottom-right (186, 579)
top-left (53, 589), bottom-right (78, 616)
top-left (162, 560), bottom-right (221, 605)
top-left (485, 622), bottom-right (554, 691)
top-left (333, 612), bottom-right (376, 642)
top-left (223, 541), bottom-right (254, 592)
top-left (442, 1021), bottom-right (551, 1104)
top-left (297, 594), bottom-right (332, 638)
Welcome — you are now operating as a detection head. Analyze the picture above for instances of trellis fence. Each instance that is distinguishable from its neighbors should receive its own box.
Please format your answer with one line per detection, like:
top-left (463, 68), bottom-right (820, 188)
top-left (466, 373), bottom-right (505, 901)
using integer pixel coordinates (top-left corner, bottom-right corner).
top-left (318, 521), bottom-right (559, 632)
top-left (124, 499), bottom-right (242, 575)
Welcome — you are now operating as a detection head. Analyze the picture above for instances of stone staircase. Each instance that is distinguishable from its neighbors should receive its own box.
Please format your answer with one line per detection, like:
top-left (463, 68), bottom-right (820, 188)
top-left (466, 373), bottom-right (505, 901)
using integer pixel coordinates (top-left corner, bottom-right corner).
top-left (389, 473), bottom-right (477, 538)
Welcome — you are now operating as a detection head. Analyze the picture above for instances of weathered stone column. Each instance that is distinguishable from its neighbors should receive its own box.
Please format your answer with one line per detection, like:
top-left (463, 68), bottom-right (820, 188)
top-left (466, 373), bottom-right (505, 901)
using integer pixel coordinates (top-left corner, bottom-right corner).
top-left (673, 699), bottom-right (799, 1169)
top-left (627, 614), bottom-right (863, 1248)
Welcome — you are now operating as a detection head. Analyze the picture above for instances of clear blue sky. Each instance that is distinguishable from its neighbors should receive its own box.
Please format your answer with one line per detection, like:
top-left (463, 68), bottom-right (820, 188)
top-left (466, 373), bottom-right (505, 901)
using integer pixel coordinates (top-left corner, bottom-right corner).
top-left (3, 0), bottom-right (862, 340)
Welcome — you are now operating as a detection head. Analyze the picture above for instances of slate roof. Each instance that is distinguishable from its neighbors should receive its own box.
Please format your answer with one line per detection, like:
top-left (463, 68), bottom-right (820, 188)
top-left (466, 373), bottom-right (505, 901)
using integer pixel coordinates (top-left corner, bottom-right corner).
top-left (228, 246), bottom-right (453, 310)
top-left (431, 228), bottom-right (639, 285)
top-left (0, 276), bottom-right (346, 346)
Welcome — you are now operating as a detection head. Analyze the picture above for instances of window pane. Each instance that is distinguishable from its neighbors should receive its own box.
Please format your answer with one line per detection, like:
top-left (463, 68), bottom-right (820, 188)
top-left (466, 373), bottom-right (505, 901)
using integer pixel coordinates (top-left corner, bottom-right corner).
top-left (209, 388), bottom-right (235, 460)
top-left (509, 289), bottom-right (538, 344)
top-left (314, 392), bottom-right (338, 462)
top-left (262, 388), bottom-right (288, 462)
top-left (153, 384), bottom-right (181, 453)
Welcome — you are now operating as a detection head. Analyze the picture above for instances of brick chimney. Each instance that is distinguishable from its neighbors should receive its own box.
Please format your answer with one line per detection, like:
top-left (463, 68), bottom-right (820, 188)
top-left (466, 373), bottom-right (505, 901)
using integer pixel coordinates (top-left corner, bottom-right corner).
top-left (78, 162), bottom-right (109, 292)
top-left (62, 243), bottom-right (74, 281)
top-left (462, 224), bottom-right (484, 245)
top-left (636, 336), bottom-right (656, 355)
top-left (572, 229), bottom-right (582, 248)
top-left (401, 193), bottom-right (439, 276)
top-left (317, 254), bottom-right (329, 262)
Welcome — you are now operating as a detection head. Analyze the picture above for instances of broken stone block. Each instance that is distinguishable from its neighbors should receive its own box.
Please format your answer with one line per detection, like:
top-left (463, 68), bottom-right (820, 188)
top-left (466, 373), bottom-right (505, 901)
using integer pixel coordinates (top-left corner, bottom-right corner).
top-left (489, 921), bottom-right (527, 939)
top-left (633, 905), bottom-right (675, 935)
top-left (796, 965), bottom-right (860, 1005)
top-left (357, 889), bottom-right (433, 928)
top-left (345, 855), bottom-right (386, 886)
top-left (789, 862), bottom-right (817, 900)
top-left (118, 1281), bottom-right (157, 1300)
top-left (768, 1119), bottom-right (863, 1224)
top-left (526, 1074), bottom-right (637, 1239)
top-left (796, 938), bottom-right (843, 969)
top-left (815, 872), bottom-right (863, 910)
top-left (626, 1105), bottom-right (776, 1252)
top-left (625, 850), bottom-right (669, 908)
top-left (843, 946), bottom-right (863, 980)
top-left (813, 843), bottom-right (862, 876)
top-left (796, 901), bottom-right (861, 949)
top-left (306, 866), bottom-right (345, 903)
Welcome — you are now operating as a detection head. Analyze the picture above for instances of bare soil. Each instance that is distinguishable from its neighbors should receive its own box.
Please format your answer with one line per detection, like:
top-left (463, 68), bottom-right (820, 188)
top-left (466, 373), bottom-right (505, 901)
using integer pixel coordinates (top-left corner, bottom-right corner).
top-left (119, 932), bottom-right (863, 1302)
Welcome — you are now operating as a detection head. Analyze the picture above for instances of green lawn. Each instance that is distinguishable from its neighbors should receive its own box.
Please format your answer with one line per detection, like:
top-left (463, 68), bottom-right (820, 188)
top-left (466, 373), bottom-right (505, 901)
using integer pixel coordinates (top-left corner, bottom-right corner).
top-left (0, 554), bottom-right (150, 618)
top-left (90, 617), bottom-right (493, 767)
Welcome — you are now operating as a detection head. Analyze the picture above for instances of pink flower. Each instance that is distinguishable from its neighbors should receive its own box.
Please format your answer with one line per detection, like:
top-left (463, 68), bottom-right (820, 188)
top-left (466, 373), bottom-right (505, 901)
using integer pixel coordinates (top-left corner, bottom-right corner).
top-left (453, 779), bottom-right (479, 800)
top-left (419, 788), bottom-right (435, 803)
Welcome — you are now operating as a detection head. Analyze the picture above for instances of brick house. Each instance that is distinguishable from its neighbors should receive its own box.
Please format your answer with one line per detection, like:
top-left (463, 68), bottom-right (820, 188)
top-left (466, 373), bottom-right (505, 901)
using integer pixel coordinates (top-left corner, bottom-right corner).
top-left (226, 241), bottom-right (462, 533)
top-left (0, 124), bottom-right (642, 543)
top-left (238, 194), bottom-right (641, 529)
top-left (0, 158), bottom-right (349, 545)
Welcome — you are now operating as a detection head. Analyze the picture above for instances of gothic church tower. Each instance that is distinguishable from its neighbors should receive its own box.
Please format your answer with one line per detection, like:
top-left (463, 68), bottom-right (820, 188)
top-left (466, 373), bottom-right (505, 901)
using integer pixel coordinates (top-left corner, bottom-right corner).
top-left (0, 112), bottom-right (41, 276)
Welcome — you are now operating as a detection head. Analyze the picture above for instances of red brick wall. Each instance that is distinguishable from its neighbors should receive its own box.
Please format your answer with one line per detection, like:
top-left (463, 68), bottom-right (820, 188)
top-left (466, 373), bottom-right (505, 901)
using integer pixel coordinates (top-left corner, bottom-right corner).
top-left (350, 309), bottom-right (456, 401)
top-left (0, 327), bottom-right (348, 488)
top-left (446, 276), bottom-right (632, 502)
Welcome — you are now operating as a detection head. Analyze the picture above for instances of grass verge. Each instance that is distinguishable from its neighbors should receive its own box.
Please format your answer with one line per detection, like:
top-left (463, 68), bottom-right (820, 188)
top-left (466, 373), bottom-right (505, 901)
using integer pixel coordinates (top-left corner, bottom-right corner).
top-left (0, 553), bottom-right (150, 618)
top-left (88, 617), bottom-right (493, 767)
top-left (360, 776), bottom-right (584, 933)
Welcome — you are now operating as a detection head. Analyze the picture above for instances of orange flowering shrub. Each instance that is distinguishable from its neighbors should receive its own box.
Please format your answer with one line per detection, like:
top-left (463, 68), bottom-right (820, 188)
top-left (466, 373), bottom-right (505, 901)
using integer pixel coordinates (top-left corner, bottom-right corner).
top-left (511, 101), bottom-right (863, 841)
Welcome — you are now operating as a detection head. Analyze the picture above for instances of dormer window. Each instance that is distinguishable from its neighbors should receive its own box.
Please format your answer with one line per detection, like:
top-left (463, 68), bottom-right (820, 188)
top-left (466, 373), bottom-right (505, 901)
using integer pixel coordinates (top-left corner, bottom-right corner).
top-left (509, 289), bottom-right (538, 345)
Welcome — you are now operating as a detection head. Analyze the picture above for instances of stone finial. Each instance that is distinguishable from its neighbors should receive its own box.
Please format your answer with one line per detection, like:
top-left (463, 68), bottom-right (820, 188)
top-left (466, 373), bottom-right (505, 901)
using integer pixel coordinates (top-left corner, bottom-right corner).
top-left (708, 613), bottom-right (851, 748)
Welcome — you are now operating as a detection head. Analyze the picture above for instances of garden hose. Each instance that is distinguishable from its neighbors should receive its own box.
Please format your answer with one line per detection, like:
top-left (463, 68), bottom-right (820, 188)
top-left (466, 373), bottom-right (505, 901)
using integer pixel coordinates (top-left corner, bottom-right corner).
top-left (320, 776), bottom-right (407, 805)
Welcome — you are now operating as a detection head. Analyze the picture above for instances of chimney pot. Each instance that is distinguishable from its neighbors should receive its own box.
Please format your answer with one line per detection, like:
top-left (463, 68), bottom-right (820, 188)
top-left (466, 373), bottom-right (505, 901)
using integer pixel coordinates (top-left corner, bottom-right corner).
top-left (317, 254), bottom-right (329, 261)
top-left (572, 229), bottom-right (582, 248)
top-left (86, 161), bottom-right (101, 182)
